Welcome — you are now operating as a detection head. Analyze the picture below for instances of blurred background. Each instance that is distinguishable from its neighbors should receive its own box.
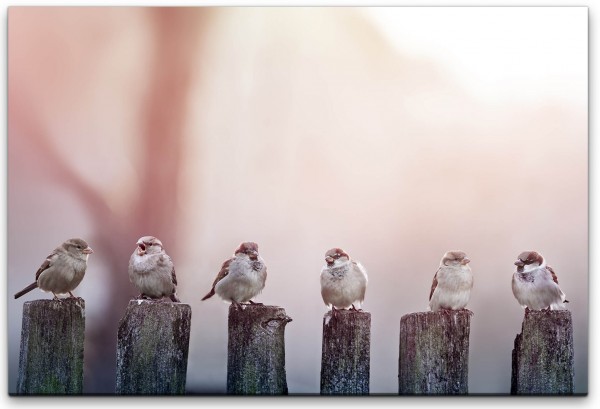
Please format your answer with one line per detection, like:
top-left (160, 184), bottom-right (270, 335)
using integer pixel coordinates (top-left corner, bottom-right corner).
top-left (7, 7), bottom-right (587, 394)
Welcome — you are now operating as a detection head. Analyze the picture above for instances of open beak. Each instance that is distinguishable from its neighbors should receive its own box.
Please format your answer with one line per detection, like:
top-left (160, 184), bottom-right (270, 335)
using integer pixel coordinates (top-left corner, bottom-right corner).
top-left (83, 247), bottom-right (94, 255)
top-left (137, 243), bottom-right (146, 256)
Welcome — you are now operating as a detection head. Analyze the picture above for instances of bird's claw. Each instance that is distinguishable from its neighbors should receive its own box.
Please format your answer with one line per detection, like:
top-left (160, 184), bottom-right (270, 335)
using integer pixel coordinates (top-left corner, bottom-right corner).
top-left (350, 304), bottom-right (363, 312)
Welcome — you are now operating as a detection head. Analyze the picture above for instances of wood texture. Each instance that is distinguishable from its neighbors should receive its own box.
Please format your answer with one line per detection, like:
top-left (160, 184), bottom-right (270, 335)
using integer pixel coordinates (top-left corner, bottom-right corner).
top-left (115, 300), bottom-right (191, 394)
top-left (17, 298), bottom-right (85, 394)
top-left (511, 309), bottom-right (574, 395)
top-left (320, 309), bottom-right (371, 395)
top-left (227, 304), bottom-right (292, 395)
top-left (398, 310), bottom-right (472, 395)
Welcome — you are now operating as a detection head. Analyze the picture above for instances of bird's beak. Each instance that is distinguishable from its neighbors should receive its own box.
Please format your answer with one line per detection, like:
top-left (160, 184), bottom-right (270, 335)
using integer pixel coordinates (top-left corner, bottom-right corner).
top-left (83, 247), bottom-right (94, 255)
top-left (326, 256), bottom-right (334, 265)
top-left (137, 243), bottom-right (146, 256)
top-left (461, 258), bottom-right (470, 265)
top-left (249, 252), bottom-right (258, 261)
top-left (514, 260), bottom-right (524, 267)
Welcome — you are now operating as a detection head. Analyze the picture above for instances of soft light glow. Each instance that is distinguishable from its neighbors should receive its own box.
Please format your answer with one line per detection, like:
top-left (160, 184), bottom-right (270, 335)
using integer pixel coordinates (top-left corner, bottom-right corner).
top-left (365, 7), bottom-right (587, 105)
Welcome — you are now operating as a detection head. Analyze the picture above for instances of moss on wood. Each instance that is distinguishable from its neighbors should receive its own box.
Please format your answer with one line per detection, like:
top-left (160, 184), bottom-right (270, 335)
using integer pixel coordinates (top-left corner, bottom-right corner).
top-left (398, 309), bottom-right (472, 395)
top-left (115, 300), bottom-right (191, 394)
top-left (226, 304), bottom-right (292, 395)
top-left (17, 298), bottom-right (85, 394)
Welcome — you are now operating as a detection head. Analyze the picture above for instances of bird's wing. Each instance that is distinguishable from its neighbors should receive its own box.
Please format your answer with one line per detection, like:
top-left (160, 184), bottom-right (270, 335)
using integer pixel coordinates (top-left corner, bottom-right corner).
top-left (170, 265), bottom-right (178, 286)
top-left (353, 261), bottom-right (368, 277)
top-left (35, 251), bottom-right (58, 281)
top-left (547, 265), bottom-right (569, 303)
top-left (352, 261), bottom-right (368, 301)
top-left (547, 265), bottom-right (560, 285)
top-left (212, 258), bottom-right (232, 288)
top-left (201, 258), bottom-right (232, 301)
top-left (160, 254), bottom-right (177, 286)
top-left (261, 261), bottom-right (267, 282)
top-left (429, 268), bottom-right (440, 301)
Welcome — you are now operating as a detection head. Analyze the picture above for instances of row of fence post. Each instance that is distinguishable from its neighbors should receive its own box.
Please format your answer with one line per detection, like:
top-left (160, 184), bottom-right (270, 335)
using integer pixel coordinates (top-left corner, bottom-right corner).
top-left (15, 298), bottom-right (574, 395)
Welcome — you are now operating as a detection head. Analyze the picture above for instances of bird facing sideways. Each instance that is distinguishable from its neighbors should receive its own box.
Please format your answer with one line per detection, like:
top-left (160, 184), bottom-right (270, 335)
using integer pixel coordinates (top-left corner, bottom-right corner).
top-left (14, 238), bottom-right (93, 300)
top-left (201, 242), bottom-right (267, 306)
top-left (320, 248), bottom-right (368, 315)
top-left (512, 251), bottom-right (568, 311)
top-left (428, 251), bottom-right (473, 312)
top-left (128, 236), bottom-right (180, 302)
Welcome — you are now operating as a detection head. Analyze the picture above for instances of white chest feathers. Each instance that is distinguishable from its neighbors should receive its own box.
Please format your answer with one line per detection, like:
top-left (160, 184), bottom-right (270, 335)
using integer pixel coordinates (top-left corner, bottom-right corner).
top-left (429, 264), bottom-right (473, 312)
top-left (320, 259), bottom-right (368, 309)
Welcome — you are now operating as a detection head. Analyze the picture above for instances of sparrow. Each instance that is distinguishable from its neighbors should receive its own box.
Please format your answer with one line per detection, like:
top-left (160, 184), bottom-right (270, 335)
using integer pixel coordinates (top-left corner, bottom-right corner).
top-left (14, 238), bottom-right (93, 300)
top-left (128, 236), bottom-right (180, 302)
top-left (201, 242), bottom-right (267, 306)
top-left (512, 251), bottom-right (568, 311)
top-left (320, 248), bottom-right (368, 315)
top-left (428, 251), bottom-right (473, 312)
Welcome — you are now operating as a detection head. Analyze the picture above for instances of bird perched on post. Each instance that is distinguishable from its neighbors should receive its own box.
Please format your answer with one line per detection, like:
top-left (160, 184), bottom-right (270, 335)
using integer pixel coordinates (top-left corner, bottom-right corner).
top-left (128, 236), bottom-right (180, 302)
top-left (201, 242), bottom-right (267, 306)
top-left (512, 251), bottom-right (568, 311)
top-left (14, 238), bottom-right (94, 300)
top-left (428, 251), bottom-right (473, 312)
top-left (320, 248), bottom-right (368, 316)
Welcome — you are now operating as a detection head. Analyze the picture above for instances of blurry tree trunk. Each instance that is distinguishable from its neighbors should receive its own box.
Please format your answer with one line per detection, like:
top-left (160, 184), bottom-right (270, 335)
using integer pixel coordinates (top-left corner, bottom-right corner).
top-left (511, 309), bottom-right (574, 395)
top-left (227, 304), bottom-right (292, 395)
top-left (116, 300), bottom-right (192, 394)
top-left (398, 310), bottom-right (472, 395)
top-left (85, 8), bottom-right (209, 392)
top-left (17, 299), bottom-right (85, 394)
top-left (9, 8), bottom-right (212, 393)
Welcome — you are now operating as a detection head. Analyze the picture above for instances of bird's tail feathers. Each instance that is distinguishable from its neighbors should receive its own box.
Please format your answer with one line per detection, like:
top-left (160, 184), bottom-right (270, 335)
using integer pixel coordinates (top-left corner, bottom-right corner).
top-left (14, 282), bottom-right (38, 299)
top-left (201, 289), bottom-right (215, 301)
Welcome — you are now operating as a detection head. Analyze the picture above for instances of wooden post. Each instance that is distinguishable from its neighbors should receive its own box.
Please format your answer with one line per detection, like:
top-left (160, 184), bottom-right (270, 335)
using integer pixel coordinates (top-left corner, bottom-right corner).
top-left (320, 310), bottom-right (371, 395)
top-left (227, 304), bottom-right (292, 395)
top-left (115, 300), bottom-right (191, 394)
top-left (511, 309), bottom-right (574, 395)
top-left (398, 310), bottom-right (472, 395)
top-left (17, 298), bottom-right (85, 394)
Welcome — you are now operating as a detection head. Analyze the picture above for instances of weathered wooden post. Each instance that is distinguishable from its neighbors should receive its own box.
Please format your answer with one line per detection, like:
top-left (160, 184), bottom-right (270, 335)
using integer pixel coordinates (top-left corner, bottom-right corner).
top-left (116, 300), bottom-right (191, 394)
top-left (398, 310), bottom-right (472, 395)
top-left (320, 309), bottom-right (370, 395)
top-left (17, 298), bottom-right (85, 394)
top-left (511, 309), bottom-right (574, 395)
top-left (227, 303), bottom-right (292, 394)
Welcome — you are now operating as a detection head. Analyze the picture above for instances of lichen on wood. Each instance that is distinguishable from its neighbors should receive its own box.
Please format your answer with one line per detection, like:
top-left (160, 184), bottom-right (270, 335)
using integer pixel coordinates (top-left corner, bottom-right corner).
top-left (17, 298), bottom-right (86, 394)
top-left (115, 299), bottom-right (191, 394)
top-left (227, 303), bottom-right (292, 395)
top-left (511, 309), bottom-right (574, 395)
top-left (320, 309), bottom-right (371, 395)
top-left (398, 309), bottom-right (472, 395)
